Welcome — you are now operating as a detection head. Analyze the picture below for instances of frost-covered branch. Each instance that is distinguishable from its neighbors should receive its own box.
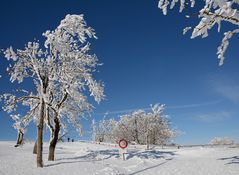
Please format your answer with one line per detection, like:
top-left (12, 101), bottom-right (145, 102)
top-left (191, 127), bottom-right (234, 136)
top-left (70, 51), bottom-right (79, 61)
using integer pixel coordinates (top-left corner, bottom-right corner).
top-left (158, 0), bottom-right (239, 65)
top-left (1, 14), bottom-right (104, 165)
top-left (217, 29), bottom-right (239, 65)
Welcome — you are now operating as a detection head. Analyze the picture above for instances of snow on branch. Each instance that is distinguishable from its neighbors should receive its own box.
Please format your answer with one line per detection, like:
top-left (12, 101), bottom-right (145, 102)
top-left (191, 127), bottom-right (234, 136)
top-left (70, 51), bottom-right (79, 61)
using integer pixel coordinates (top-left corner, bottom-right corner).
top-left (158, 0), bottom-right (239, 65)
top-left (158, 0), bottom-right (195, 15)
top-left (1, 14), bottom-right (104, 141)
top-left (217, 29), bottom-right (239, 65)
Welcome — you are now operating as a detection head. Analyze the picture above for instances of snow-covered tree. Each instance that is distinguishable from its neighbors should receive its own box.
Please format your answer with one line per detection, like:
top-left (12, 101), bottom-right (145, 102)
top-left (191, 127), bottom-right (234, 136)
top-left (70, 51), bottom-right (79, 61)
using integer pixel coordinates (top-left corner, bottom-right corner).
top-left (92, 118), bottom-right (117, 143)
top-left (138, 104), bottom-right (175, 149)
top-left (1, 14), bottom-right (104, 167)
top-left (112, 110), bottom-right (146, 144)
top-left (158, 0), bottom-right (239, 65)
top-left (94, 104), bottom-right (176, 148)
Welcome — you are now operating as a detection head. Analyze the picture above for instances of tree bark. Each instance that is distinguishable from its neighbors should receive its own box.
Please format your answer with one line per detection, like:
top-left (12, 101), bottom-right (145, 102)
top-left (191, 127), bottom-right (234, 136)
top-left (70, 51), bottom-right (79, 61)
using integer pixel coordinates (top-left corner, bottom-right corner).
top-left (47, 89), bottom-right (67, 161)
top-left (146, 136), bottom-right (149, 150)
top-left (152, 130), bottom-right (156, 145)
top-left (134, 118), bottom-right (140, 144)
top-left (36, 98), bottom-right (45, 168)
top-left (33, 140), bottom-right (37, 154)
top-left (15, 130), bottom-right (24, 147)
top-left (146, 129), bottom-right (150, 150)
top-left (35, 73), bottom-right (49, 168)
top-left (48, 116), bottom-right (60, 161)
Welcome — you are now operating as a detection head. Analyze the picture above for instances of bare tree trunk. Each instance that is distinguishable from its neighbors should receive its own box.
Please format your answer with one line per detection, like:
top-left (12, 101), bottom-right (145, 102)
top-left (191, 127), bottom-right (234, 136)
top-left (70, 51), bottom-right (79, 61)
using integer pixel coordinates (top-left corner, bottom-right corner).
top-left (48, 117), bottom-right (60, 161)
top-left (146, 141), bottom-right (150, 150)
top-left (37, 98), bottom-right (45, 168)
top-left (15, 130), bottom-right (24, 147)
top-left (35, 74), bottom-right (49, 168)
top-left (134, 118), bottom-right (140, 144)
top-left (152, 130), bottom-right (156, 145)
top-left (33, 140), bottom-right (37, 154)
top-left (47, 92), bottom-right (67, 161)
top-left (146, 129), bottom-right (150, 150)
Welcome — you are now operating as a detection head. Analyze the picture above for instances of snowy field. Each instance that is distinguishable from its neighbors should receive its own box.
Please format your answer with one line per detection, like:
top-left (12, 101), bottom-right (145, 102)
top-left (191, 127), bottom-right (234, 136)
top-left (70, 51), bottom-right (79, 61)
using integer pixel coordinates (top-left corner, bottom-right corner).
top-left (0, 141), bottom-right (238, 175)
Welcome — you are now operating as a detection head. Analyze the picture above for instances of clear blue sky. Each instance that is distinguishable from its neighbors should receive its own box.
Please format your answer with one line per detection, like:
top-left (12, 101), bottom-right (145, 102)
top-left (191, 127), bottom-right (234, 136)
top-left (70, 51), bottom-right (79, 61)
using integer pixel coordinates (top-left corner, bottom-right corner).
top-left (0, 0), bottom-right (239, 144)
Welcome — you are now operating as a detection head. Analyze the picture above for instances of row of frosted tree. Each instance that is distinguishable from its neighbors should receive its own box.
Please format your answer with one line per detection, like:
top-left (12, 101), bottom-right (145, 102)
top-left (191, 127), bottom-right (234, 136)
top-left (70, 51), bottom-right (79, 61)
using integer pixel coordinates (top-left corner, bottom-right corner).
top-left (92, 104), bottom-right (177, 149)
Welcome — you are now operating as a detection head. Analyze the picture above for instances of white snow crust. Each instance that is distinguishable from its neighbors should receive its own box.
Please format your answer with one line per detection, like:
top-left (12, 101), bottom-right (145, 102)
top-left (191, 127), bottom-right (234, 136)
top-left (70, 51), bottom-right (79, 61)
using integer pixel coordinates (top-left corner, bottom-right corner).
top-left (0, 141), bottom-right (238, 175)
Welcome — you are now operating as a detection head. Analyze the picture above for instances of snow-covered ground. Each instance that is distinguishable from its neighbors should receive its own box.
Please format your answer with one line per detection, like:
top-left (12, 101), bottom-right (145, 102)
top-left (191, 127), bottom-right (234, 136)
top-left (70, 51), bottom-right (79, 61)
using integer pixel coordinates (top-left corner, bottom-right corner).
top-left (0, 141), bottom-right (238, 175)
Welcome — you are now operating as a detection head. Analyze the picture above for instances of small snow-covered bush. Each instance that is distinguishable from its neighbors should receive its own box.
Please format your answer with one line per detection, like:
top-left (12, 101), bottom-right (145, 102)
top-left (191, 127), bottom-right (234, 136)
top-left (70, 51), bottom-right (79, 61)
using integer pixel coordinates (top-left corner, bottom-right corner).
top-left (210, 137), bottom-right (235, 145)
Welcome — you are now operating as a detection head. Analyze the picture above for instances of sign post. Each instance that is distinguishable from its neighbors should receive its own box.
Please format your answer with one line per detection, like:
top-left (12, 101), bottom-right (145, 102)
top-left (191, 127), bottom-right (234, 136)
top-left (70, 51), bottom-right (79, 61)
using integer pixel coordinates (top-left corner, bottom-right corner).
top-left (118, 139), bottom-right (128, 160)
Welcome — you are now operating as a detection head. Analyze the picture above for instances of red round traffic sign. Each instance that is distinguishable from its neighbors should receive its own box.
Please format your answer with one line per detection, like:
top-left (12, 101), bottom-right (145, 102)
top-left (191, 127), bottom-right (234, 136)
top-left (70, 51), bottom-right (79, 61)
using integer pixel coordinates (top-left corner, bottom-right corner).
top-left (119, 139), bottom-right (128, 149)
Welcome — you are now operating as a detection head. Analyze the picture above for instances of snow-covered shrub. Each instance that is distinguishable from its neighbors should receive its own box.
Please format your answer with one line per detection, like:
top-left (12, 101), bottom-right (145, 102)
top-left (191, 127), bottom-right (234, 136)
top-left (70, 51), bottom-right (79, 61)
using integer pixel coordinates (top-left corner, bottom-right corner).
top-left (210, 137), bottom-right (235, 145)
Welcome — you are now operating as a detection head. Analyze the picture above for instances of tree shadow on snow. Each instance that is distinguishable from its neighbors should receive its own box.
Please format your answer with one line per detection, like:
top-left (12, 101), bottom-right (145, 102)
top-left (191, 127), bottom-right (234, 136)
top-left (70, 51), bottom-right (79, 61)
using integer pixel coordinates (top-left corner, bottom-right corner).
top-left (128, 161), bottom-right (169, 175)
top-left (45, 149), bottom-right (120, 167)
top-left (127, 150), bottom-right (176, 160)
top-left (45, 149), bottom-right (175, 168)
top-left (218, 156), bottom-right (239, 165)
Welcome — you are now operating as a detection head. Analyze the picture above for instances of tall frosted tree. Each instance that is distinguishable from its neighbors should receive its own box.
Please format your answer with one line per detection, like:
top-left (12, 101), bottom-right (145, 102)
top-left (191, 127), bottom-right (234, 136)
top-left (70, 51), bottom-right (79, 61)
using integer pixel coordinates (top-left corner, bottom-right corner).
top-left (158, 0), bottom-right (239, 65)
top-left (0, 14), bottom-right (104, 167)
